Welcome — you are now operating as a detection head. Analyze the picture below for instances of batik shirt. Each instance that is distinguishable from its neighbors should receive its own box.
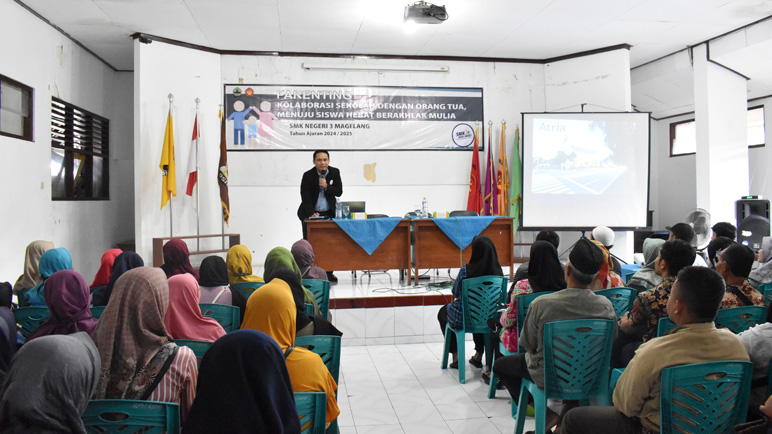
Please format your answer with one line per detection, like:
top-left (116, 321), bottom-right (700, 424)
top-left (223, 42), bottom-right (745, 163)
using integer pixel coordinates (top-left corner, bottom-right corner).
top-left (630, 276), bottom-right (675, 342)
top-left (720, 280), bottom-right (765, 309)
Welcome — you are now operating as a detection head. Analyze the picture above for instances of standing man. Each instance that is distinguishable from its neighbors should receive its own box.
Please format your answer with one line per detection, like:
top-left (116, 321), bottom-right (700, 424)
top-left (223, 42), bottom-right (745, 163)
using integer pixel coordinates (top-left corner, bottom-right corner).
top-left (298, 150), bottom-right (343, 280)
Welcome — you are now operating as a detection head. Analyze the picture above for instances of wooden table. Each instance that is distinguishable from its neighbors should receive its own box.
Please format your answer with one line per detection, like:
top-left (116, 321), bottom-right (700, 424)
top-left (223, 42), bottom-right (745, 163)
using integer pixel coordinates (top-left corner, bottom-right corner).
top-left (412, 217), bottom-right (515, 285)
top-left (306, 219), bottom-right (412, 281)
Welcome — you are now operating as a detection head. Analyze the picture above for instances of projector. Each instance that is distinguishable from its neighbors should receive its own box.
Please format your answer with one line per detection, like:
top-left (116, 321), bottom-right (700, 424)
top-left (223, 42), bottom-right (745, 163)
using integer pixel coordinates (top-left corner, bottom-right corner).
top-left (404, 1), bottom-right (448, 24)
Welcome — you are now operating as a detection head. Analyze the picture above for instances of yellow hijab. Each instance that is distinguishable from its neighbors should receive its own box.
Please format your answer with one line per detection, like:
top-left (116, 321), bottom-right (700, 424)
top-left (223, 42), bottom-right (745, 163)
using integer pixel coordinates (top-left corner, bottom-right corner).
top-left (241, 279), bottom-right (339, 423)
top-left (226, 245), bottom-right (264, 284)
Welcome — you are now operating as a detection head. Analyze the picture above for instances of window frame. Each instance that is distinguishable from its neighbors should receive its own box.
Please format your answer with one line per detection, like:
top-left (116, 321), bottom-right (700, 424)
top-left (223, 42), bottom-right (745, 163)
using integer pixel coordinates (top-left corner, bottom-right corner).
top-left (747, 105), bottom-right (766, 149)
top-left (50, 97), bottom-right (110, 201)
top-left (0, 73), bottom-right (34, 142)
top-left (669, 105), bottom-right (766, 157)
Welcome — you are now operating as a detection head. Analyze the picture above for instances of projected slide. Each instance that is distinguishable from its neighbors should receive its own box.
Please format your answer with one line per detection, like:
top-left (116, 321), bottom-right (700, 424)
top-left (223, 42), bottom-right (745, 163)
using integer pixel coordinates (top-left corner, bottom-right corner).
top-left (522, 112), bottom-right (650, 229)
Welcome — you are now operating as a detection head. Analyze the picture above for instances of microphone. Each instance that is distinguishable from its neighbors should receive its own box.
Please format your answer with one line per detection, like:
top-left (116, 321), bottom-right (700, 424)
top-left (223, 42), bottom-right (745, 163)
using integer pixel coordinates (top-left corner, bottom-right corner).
top-left (318, 169), bottom-right (327, 190)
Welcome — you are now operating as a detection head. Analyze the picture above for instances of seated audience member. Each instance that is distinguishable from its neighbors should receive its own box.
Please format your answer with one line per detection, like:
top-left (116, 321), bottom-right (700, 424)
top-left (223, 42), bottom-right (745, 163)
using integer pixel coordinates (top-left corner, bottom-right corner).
top-left (712, 221), bottom-right (737, 240)
top-left (269, 267), bottom-right (342, 337)
top-left (182, 330), bottom-right (301, 434)
top-left (198, 256), bottom-right (232, 305)
top-left (669, 222), bottom-right (709, 267)
top-left (562, 267), bottom-right (750, 434)
top-left (590, 240), bottom-right (625, 290)
top-left (592, 226), bottom-right (622, 275)
top-left (264, 247), bottom-right (320, 314)
top-left (92, 267), bottom-right (198, 420)
top-left (226, 244), bottom-right (262, 324)
top-left (164, 274), bottom-right (226, 342)
top-left (718, 244), bottom-right (765, 308)
top-left (626, 238), bottom-right (665, 293)
top-left (89, 248), bottom-right (122, 293)
top-left (614, 239), bottom-right (695, 367)
top-left (12, 240), bottom-right (54, 304)
top-left (92, 251), bottom-right (144, 306)
top-left (240, 278), bottom-right (340, 426)
top-left (0, 307), bottom-right (17, 384)
top-left (438, 236), bottom-right (503, 369)
top-left (492, 238), bottom-right (616, 431)
top-left (0, 332), bottom-right (100, 434)
top-left (161, 239), bottom-right (199, 280)
top-left (707, 236), bottom-right (735, 269)
top-left (27, 270), bottom-right (98, 340)
top-left (513, 230), bottom-right (560, 283)
top-left (292, 239), bottom-right (328, 281)
top-left (25, 247), bottom-right (73, 306)
top-left (0, 282), bottom-right (12, 308)
top-left (749, 236), bottom-right (772, 289)
top-left (738, 322), bottom-right (772, 413)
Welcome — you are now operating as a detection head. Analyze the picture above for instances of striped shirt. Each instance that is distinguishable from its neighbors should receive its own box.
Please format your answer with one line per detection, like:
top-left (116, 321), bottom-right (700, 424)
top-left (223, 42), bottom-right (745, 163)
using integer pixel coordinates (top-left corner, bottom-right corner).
top-left (148, 345), bottom-right (198, 421)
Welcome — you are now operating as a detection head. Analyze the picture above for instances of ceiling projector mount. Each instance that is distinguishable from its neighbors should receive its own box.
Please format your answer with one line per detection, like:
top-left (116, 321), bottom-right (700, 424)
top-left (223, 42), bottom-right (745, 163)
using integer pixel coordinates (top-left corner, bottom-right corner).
top-left (404, 1), bottom-right (448, 24)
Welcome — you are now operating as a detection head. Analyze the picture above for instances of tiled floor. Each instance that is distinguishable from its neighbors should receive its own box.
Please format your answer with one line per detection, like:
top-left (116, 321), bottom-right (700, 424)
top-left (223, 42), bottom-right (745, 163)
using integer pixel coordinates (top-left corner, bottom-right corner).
top-left (336, 341), bottom-right (536, 434)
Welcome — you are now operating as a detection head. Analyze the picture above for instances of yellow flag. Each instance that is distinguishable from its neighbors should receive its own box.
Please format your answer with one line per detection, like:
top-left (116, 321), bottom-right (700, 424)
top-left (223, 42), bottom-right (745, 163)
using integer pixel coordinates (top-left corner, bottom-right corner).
top-left (160, 108), bottom-right (176, 209)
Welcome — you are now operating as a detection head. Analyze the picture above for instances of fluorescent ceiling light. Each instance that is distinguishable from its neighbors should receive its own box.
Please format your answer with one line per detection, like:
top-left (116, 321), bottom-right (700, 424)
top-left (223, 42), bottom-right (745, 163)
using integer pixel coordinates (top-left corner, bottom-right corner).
top-left (302, 63), bottom-right (449, 73)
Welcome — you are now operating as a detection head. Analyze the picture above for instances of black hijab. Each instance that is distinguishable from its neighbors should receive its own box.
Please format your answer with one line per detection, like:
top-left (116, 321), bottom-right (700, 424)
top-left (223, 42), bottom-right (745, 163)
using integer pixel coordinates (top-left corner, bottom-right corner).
top-left (270, 268), bottom-right (313, 331)
top-left (199, 256), bottom-right (229, 287)
top-left (466, 236), bottom-right (503, 278)
top-left (526, 241), bottom-right (567, 293)
top-left (0, 307), bottom-right (17, 384)
top-left (182, 330), bottom-right (301, 434)
top-left (92, 252), bottom-right (144, 306)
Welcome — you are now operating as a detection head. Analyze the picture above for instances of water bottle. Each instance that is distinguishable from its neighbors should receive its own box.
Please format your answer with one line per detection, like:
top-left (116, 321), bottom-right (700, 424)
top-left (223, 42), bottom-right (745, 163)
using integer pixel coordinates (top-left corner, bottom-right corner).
top-left (335, 202), bottom-right (342, 219)
top-left (421, 197), bottom-right (428, 218)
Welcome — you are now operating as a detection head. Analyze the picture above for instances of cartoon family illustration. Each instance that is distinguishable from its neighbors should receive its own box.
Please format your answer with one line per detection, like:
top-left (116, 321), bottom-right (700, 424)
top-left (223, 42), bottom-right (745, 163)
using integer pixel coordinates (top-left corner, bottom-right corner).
top-left (226, 100), bottom-right (278, 146)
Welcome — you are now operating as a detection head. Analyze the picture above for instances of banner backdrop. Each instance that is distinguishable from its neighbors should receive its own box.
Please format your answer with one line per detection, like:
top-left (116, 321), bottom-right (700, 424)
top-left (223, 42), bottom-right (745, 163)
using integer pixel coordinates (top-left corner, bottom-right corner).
top-left (223, 85), bottom-right (484, 151)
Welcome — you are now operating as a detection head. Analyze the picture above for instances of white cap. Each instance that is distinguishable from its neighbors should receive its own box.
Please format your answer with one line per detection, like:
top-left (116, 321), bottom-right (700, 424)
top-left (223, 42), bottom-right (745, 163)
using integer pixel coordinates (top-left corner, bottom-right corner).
top-left (592, 226), bottom-right (615, 247)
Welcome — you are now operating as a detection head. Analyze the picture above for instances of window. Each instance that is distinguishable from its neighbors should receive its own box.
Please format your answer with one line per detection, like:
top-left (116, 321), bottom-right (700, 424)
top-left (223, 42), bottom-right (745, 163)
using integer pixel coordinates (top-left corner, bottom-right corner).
top-left (670, 106), bottom-right (766, 156)
top-left (0, 74), bottom-right (33, 141)
top-left (51, 97), bottom-right (109, 200)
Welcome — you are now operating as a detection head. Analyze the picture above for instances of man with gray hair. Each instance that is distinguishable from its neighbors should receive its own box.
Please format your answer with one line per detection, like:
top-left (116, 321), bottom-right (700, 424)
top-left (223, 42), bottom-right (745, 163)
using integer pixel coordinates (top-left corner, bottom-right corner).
top-left (492, 238), bottom-right (617, 431)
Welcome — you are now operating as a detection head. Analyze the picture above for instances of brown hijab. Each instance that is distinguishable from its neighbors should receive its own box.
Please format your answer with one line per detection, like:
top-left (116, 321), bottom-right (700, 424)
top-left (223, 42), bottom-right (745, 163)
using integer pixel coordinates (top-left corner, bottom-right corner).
top-left (92, 267), bottom-right (177, 400)
top-left (13, 240), bottom-right (55, 294)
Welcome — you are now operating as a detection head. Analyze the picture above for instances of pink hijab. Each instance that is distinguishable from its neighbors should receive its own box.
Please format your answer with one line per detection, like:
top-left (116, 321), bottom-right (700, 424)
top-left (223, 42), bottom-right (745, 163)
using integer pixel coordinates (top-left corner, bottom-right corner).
top-left (164, 274), bottom-right (225, 342)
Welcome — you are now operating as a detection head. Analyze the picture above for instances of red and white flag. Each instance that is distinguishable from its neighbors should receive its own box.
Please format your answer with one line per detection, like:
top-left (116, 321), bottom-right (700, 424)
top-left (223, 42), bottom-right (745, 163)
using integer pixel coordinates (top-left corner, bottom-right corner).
top-left (185, 114), bottom-right (199, 208)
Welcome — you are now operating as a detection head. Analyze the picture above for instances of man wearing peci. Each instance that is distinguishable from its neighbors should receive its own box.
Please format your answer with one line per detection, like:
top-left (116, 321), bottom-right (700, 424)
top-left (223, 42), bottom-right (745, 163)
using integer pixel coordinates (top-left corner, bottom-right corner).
top-left (297, 150), bottom-right (343, 280)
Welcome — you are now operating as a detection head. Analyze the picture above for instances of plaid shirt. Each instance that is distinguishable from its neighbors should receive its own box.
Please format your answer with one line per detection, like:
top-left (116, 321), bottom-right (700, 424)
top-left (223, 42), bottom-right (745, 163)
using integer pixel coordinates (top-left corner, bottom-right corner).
top-left (630, 276), bottom-right (675, 342)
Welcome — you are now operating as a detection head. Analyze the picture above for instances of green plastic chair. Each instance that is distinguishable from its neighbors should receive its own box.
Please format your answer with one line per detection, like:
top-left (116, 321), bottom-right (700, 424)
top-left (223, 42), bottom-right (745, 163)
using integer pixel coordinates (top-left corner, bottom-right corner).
top-left (81, 399), bottom-right (180, 434)
top-left (199, 304), bottom-right (240, 332)
top-left (304, 303), bottom-right (315, 316)
top-left (295, 335), bottom-right (341, 384)
top-left (657, 317), bottom-right (677, 337)
top-left (440, 275), bottom-right (508, 384)
top-left (608, 367), bottom-right (625, 397)
top-left (660, 361), bottom-right (752, 434)
top-left (715, 306), bottom-right (766, 334)
top-left (175, 339), bottom-right (213, 365)
top-left (302, 279), bottom-right (331, 318)
top-left (13, 306), bottom-right (50, 339)
top-left (514, 319), bottom-right (615, 434)
top-left (624, 272), bottom-right (636, 284)
top-left (294, 392), bottom-right (327, 434)
top-left (90, 306), bottom-right (106, 319)
top-left (760, 283), bottom-right (772, 305)
top-left (230, 281), bottom-right (265, 300)
top-left (487, 342), bottom-right (515, 400)
top-left (596, 288), bottom-right (636, 318)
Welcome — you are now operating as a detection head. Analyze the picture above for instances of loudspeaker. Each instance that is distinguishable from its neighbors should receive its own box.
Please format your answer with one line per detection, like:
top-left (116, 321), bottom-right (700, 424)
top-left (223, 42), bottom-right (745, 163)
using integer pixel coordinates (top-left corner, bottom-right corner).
top-left (735, 199), bottom-right (770, 251)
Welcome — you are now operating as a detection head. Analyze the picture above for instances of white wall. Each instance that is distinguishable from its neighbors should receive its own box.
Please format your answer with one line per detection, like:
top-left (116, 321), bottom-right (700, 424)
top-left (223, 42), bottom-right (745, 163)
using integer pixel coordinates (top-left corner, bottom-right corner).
top-left (0, 1), bottom-right (134, 283)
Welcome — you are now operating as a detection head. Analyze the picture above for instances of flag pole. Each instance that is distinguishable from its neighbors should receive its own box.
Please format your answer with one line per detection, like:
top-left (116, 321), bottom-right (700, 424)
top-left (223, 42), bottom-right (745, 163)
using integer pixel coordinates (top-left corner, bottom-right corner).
top-left (168, 93), bottom-right (174, 238)
top-left (195, 98), bottom-right (201, 251)
top-left (219, 104), bottom-right (225, 251)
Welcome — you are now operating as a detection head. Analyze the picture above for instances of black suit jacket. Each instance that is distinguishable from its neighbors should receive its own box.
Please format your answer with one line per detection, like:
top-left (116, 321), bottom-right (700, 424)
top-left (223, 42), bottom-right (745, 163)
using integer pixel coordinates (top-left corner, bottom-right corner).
top-left (297, 166), bottom-right (343, 221)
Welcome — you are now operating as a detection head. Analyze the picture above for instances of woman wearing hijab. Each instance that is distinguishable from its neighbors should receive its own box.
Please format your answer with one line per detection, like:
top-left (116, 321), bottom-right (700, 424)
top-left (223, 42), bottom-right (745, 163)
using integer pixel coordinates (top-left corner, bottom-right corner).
top-left (264, 247), bottom-right (320, 315)
top-left (182, 330), bottom-right (301, 434)
top-left (27, 270), bottom-right (98, 340)
top-left (0, 307), bottom-right (17, 384)
top-left (750, 237), bottom-right (772, 289)
top-left (198, 256), bottom-right (232, 305)
top-left (161, 239), bottom-right (199, 280)
top-left (437, 235), bottom-right (504, 369)
top-left (91, 251), bottom-right (144, 307)
top-left (227, 245), bottom-right (264, 285)
top-left (291, 239), bottom-right (328, 281)
top-left (12, 240), bottom-right (55, 303)
top-left (241, 279), bottom-right (340, 425)
top-left (90, 248), bottom-right (122, 291)
top-left (0, 332), bottom-right (100, 434)
top-left (92, 267), bottom-right (198, 420)
top-left (590, 240), bottom-right (625, 290)
top-left (627, 238), bottom-right (666, 293)
top-left (270, 268), bottom-right (342, 337)
top-left (25, 248), bottom-right (73, 307)
top-left (165, 273), bottom-right (226, 342)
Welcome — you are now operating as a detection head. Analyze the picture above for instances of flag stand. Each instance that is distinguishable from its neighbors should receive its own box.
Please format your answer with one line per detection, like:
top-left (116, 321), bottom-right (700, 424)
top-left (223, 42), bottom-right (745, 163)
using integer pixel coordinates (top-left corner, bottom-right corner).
top-left (219, 104), bottom-right (226, 251)
top-left (168, 93), bottom-right (174, 238)
top-left (194, 98), bottom-right (201, 252)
